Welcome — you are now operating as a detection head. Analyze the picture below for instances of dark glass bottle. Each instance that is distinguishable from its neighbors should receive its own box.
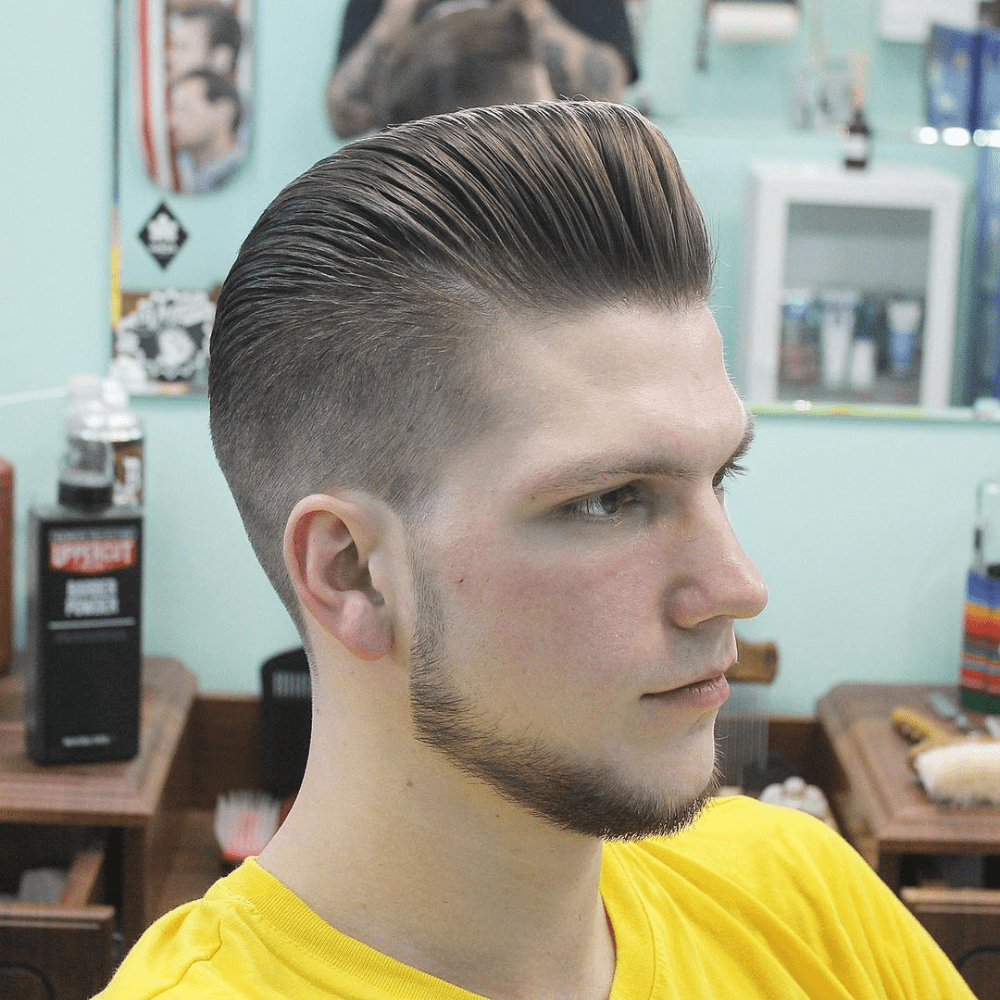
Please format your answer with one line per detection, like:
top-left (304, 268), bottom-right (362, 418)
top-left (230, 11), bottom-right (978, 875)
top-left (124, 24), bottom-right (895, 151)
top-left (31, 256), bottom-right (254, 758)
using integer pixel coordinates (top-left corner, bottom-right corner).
top-left (844, 106), bottom-right (871, 169)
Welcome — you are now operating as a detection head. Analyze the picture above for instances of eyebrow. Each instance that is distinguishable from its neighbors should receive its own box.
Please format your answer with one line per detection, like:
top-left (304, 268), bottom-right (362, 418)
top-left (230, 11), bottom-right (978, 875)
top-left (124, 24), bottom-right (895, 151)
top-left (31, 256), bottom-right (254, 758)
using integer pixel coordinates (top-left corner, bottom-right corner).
top-left (524, 414), bottom-right (756, 499)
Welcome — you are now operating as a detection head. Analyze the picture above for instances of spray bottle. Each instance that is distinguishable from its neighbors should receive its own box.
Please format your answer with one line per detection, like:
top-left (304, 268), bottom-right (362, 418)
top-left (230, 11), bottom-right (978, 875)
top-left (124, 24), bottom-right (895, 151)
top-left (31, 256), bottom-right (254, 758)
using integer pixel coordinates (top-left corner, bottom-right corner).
top-left (23, 376), bottom-right (143, 764)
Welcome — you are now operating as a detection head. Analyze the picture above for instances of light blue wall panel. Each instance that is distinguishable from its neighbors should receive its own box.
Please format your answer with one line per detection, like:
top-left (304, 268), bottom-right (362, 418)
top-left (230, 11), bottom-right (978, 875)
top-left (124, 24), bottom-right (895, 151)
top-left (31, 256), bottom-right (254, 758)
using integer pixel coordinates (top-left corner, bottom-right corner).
top-left (2, 1), bottom-right (998, 711)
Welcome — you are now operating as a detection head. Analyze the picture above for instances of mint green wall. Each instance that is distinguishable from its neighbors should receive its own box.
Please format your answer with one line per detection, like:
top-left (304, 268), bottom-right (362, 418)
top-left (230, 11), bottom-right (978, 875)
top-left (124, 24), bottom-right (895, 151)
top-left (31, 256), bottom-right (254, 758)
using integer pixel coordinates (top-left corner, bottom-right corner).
top-left (3, 2), bottom-right (999, 715)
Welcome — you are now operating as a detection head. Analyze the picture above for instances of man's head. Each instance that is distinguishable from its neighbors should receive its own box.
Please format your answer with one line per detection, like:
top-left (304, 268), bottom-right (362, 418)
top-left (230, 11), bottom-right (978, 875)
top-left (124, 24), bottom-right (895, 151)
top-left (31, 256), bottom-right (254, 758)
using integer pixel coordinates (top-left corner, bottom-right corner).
top-left (168, 0), bottom-right (242, 83)
top-left (170, 68), bottom-right (241, 159)
top-left (378, 3), bottom-right (554, 124)
top-left (210, 100), bottom-right (713, 619)
top-left (210, 101), bottom-right (767, 840)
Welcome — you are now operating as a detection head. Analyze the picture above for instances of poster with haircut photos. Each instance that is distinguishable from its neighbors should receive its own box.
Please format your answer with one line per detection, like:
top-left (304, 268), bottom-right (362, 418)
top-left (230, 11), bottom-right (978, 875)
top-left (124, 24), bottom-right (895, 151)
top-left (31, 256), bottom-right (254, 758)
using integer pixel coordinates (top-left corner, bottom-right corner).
top-left (137, 0), bottom-right (253, 195)
top-left (113, 0), bottom-right (255, 394)
top-left (111, 288), bottom-right (216, 394)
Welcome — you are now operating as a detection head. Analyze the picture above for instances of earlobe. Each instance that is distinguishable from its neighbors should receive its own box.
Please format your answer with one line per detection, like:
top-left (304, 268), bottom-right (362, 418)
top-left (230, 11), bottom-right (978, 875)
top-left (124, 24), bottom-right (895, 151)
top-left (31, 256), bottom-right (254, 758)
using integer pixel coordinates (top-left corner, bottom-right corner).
top-left (284, 496), bottom-right (394, 661)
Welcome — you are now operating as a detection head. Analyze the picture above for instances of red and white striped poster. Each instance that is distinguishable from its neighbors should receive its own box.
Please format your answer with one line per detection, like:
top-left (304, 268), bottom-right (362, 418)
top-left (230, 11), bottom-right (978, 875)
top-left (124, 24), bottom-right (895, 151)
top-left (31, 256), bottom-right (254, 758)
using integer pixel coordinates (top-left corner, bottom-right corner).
top-left (136, 0), bottom-right (253, 194)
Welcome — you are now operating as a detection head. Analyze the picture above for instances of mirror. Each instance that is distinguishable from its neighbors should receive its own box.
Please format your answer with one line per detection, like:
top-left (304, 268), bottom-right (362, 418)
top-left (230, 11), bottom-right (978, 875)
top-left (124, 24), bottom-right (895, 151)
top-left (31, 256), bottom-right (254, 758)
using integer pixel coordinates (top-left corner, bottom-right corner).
top-left (110, 0), bottom-right (985, 415)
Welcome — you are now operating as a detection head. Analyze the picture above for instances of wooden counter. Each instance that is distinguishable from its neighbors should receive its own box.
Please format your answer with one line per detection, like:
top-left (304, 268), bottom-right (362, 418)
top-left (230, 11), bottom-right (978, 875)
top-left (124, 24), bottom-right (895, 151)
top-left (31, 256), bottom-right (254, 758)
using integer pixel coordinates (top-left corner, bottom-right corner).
top-left (0, 655), bottom-right (196, 947)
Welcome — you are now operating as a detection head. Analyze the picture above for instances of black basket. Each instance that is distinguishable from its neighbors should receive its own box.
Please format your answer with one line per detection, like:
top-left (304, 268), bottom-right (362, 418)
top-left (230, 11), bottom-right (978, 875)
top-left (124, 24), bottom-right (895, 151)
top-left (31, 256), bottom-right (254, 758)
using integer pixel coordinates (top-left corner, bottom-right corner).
top-left (259, 647), bottom-right (312, 798)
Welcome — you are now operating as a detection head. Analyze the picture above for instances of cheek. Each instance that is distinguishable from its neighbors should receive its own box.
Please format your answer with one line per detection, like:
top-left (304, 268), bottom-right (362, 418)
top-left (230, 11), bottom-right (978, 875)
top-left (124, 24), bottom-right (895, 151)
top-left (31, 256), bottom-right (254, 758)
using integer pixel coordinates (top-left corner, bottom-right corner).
top-left (444, 538), bottom-right (662, 694)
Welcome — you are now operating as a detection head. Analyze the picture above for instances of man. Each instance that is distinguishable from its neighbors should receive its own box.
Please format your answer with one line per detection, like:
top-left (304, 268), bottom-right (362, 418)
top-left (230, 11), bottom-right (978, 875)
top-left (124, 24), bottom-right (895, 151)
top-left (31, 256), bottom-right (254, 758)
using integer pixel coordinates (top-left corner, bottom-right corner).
top-left (167, 0), bottom-right (242, 84)
top-left (376, 3), bottom-right (557, 125)
top-left (326, 0), bottom-right (636, 137)
top-left (170, 68), bottom-right (245, 192)
top-left (95, 101), bottom-right (974, 999)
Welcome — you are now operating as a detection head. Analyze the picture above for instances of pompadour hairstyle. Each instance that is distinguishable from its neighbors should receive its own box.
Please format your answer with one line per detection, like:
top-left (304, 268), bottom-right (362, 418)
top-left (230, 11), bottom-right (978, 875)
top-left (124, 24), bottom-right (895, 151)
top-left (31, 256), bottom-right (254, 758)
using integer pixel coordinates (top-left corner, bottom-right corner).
top-left (209, 100), bottom-right (713, 617)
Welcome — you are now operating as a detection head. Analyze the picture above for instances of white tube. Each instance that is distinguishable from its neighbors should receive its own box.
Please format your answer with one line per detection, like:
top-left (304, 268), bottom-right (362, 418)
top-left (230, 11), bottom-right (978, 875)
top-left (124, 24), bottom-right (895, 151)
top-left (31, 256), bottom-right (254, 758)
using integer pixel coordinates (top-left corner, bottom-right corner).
top-left (819, 290), bottom-right (859, 388)
top-left (887, 298), bottom-right (923, 378)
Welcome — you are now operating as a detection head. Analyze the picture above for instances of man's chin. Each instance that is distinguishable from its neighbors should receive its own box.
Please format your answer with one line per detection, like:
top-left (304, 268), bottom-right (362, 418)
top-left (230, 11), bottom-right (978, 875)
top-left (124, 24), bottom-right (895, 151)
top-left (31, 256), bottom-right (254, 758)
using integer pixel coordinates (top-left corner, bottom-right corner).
top-left (596, 771), bottom-right (719, 843)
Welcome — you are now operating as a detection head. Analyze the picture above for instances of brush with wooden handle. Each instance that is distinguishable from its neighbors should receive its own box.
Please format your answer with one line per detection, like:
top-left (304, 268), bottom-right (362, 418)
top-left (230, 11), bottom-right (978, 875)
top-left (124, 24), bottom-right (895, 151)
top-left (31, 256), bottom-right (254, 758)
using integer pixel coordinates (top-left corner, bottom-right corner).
top-left (892, 705), bottom-right (1000, 806)
top-left (891, 706), bottom-right (959, 763)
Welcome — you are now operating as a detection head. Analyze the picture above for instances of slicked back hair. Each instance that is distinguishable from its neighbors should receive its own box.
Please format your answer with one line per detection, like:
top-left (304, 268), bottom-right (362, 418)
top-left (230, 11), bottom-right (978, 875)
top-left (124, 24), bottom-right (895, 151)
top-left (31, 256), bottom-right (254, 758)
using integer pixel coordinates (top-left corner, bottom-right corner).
top-left (209, 100), bottom-right (713, 618)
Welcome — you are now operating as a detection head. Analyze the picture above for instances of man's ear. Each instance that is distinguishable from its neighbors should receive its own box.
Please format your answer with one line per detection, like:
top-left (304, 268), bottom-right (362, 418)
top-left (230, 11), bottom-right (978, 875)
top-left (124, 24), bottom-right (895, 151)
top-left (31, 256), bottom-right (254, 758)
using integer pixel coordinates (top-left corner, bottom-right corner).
top-left (283, 494), bottom-right (394, 661)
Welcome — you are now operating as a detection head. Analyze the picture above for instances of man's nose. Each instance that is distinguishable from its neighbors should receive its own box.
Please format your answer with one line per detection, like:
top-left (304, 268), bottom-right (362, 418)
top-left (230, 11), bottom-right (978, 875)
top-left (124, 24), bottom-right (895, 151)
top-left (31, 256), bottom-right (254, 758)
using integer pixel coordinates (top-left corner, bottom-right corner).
top-left (664, 495), bottom-right (769, 631)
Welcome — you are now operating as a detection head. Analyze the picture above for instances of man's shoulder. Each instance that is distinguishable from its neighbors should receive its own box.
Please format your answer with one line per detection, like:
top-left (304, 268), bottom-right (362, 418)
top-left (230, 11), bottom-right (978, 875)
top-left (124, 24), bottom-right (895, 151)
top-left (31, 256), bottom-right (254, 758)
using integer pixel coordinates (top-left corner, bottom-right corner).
top-left (607, 794), bottom-right (850, 887)
top-left (93, 866), bottom-right (263, 999)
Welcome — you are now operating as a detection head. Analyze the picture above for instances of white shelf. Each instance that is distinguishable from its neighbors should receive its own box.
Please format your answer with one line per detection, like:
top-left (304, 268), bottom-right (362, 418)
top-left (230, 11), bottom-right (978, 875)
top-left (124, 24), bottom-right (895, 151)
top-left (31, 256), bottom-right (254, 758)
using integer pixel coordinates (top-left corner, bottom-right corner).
top-left (738, 159), bottom-right (965, 409)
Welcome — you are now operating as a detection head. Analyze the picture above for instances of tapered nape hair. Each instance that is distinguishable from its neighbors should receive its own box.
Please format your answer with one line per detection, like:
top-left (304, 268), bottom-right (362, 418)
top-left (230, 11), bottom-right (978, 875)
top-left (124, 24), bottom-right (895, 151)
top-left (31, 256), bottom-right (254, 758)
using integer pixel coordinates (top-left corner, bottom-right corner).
top-left (209, 100), bottom-right (713, 617)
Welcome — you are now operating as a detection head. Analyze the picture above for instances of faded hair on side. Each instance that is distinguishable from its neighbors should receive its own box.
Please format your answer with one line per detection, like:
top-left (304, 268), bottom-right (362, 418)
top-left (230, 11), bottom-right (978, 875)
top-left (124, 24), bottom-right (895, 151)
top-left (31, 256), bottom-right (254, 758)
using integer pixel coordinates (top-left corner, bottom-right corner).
top-left (209, 100), bottom-right (713, 618)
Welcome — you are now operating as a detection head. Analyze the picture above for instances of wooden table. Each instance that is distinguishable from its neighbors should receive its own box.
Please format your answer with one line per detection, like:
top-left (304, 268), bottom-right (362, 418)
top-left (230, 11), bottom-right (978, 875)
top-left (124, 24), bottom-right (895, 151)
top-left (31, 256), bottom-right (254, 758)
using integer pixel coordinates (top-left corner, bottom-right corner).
top-left (816, 682), bottom-right (1000, 893)
top-left (0, 655), bottom-right (196, 946)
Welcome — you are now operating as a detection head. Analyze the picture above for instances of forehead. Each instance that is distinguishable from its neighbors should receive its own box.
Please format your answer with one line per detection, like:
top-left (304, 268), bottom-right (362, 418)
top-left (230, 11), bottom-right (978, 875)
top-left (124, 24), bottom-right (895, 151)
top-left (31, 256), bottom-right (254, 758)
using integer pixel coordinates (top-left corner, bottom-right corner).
top-left (171, 16), bottom-right (210, 47)
top-left (431, 303), bottom-right (745, 503)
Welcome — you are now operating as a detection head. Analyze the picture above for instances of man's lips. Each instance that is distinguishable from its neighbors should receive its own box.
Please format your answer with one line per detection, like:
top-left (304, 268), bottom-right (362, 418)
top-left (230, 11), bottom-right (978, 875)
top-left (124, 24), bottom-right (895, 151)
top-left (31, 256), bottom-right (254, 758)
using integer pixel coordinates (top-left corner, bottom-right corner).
top-left (641, 672), bottom-right (731, 701)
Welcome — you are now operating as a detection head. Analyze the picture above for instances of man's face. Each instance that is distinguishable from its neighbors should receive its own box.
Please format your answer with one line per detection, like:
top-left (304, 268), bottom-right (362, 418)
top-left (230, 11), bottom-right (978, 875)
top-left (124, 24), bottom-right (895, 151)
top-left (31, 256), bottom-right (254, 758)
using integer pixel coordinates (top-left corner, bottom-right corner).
top-left (169, 76), bottom-right (232, 151)
top-left (168, 16), bottom-right (212, 82)
top-left (402, 304), bottom-right (768, 839)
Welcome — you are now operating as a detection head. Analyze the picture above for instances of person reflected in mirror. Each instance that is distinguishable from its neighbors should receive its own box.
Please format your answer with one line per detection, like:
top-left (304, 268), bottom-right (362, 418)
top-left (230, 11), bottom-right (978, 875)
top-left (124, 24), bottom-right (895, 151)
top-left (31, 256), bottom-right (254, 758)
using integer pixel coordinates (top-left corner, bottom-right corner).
top-left (170, 69), bottom-right (245, 193)
top-left (167, 0), bottom-right (243, 84)
top-left (378, 3), bottom-right (556, 124)
top-left (326, 0), bottom-right (637, 138)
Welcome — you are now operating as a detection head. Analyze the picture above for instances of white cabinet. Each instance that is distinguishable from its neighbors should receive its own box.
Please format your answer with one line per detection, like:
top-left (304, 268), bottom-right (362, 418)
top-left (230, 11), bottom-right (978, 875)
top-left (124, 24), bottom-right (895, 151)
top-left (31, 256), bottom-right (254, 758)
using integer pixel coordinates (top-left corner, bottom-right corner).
top-left (737, 160), bottom-right (964, 408)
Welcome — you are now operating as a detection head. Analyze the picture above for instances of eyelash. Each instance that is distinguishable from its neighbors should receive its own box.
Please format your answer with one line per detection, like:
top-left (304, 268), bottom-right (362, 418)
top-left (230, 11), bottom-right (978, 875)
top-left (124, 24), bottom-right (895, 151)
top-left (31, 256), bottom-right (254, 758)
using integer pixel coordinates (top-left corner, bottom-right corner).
top-left (563, 484), bottom-right (643, 522)
top-left (564, 461), bottom-right (749, 523)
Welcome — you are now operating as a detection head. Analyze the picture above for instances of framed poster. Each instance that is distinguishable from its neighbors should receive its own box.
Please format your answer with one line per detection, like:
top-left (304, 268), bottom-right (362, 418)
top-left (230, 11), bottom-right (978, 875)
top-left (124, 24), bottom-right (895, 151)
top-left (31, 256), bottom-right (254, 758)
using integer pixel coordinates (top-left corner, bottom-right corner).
top-left (111, 0), bottom-right (256, 395)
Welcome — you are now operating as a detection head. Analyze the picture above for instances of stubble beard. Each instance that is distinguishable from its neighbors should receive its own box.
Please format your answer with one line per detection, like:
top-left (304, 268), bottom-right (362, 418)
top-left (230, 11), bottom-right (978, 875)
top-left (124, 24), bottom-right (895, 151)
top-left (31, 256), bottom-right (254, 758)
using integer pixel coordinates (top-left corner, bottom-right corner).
top-left (406, 558), bottom-right (717, 842)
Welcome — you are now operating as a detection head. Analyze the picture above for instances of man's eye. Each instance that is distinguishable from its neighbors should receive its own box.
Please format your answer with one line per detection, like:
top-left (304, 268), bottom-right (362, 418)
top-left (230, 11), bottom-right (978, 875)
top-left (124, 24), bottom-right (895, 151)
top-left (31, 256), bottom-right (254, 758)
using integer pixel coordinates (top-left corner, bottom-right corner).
top-left (565, 485), bottom-right (640, 521)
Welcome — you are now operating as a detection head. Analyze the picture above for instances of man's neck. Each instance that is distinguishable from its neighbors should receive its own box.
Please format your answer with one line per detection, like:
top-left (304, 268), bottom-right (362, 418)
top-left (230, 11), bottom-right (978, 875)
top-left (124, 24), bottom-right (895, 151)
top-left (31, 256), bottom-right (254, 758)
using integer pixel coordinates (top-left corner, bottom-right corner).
top-left (258, 736), bottom-right (617, 1000)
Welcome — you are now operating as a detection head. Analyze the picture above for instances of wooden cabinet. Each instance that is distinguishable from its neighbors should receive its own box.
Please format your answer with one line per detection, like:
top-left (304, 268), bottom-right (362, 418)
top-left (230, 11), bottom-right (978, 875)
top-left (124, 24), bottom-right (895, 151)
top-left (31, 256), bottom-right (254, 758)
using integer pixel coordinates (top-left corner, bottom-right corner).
top-left (817, 682), bottom-right (1000, 999)
top-left (817, 682), bottom-right (1000, 889)
top-left (902, 885), bottom-right (1000, 1000)
top-left (0, 825), bottom-right (114, 1000)
top-left (0, 655), bottom-right (196, 993)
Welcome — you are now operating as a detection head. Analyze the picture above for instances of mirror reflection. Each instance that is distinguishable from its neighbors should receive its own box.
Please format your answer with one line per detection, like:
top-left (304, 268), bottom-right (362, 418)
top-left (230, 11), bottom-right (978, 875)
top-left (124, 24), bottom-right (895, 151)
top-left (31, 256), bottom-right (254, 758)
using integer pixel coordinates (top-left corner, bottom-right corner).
top-left (112, 0), bottom-right (993, 416)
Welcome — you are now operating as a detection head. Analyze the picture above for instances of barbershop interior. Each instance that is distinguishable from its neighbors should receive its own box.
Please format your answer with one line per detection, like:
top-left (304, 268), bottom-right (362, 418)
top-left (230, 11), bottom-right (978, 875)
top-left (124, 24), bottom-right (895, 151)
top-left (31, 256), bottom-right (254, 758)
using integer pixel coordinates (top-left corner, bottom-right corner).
top-left (5, 0), bottom-right (1000, 996)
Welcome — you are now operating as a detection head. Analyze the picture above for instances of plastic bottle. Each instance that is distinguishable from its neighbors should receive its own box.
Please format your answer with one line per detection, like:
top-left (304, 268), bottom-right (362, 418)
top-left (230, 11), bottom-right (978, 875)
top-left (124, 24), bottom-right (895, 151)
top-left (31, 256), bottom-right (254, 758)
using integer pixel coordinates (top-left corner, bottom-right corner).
top-left (886, 299), bottom-right (923, 380)
top-left (847, 298), bottom-right (879, 393)
top-left (58, 375), bottom-right (143, 509)
top-left (101, 378), bottom-right (144, 506)
top-left (819, 289), bottom-right (859, 388)
top-left (779, 289), bottom-right (818, 386)
top-left (27, 380), bottom-right (144, 764)
top-left (58, 374), bottom-right (114, 512)
top-left (963, 478), bottom-right (1000, 713)
top-left (974, 478), bottom-right (1000, 577)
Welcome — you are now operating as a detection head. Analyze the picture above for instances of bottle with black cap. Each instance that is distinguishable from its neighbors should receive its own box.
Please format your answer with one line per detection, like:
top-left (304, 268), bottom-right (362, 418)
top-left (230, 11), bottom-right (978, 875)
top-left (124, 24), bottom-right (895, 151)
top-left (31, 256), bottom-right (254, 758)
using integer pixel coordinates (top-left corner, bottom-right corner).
top-left (24, 384), bottom-right (143, 764)
top-left (844, 50), bottom-right (871, 170)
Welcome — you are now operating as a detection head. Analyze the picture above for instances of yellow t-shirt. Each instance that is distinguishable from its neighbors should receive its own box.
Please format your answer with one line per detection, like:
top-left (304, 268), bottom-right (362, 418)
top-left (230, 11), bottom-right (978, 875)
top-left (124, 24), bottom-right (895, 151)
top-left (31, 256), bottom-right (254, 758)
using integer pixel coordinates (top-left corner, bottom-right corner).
top-left (94, 796), bottom-right (974, 999)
